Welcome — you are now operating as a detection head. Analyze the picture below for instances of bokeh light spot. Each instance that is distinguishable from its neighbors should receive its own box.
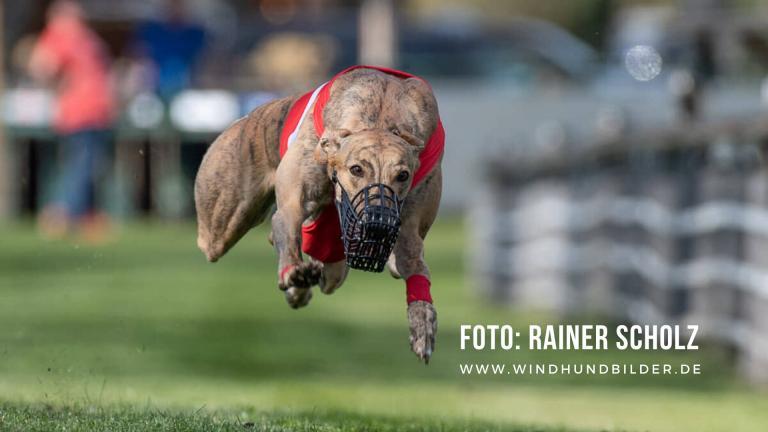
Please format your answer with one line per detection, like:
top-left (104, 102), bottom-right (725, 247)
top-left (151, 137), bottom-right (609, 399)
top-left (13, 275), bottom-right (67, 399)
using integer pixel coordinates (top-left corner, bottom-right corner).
top-left (625, 45), bottom-right (663, 82)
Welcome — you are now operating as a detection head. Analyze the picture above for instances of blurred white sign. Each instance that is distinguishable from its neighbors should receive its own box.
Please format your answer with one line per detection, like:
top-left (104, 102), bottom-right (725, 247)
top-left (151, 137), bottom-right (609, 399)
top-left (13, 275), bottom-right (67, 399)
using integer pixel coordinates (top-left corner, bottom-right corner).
top-left (2, 88), bottom-right (54, 127)
top-left (170, 90), bottom-right (240, 133)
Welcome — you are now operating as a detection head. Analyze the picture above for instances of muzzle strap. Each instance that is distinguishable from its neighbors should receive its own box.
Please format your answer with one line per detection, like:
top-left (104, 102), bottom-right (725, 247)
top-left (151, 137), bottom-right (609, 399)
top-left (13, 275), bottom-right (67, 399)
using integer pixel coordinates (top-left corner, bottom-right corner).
top-left (406, 274), bottom-right (433, 304)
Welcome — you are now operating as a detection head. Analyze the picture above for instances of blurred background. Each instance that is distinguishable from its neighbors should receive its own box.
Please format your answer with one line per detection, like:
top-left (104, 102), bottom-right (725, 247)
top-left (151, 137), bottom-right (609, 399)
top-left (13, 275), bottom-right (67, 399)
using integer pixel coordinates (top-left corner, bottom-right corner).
top-left (2, 1), bottom-right (768, 431)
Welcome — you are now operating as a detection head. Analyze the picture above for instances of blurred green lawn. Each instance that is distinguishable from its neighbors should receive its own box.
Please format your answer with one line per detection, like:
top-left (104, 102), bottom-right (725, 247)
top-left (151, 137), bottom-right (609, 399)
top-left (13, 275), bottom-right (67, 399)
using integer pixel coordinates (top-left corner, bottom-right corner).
top-left (0, 218), bottom-right (767, 431)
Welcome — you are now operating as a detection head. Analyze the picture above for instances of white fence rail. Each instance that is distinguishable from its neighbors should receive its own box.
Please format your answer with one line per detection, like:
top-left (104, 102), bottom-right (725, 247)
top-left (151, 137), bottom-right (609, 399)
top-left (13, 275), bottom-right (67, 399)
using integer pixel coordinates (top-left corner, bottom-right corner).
top-left (472, 114), bottom-right (768, 385)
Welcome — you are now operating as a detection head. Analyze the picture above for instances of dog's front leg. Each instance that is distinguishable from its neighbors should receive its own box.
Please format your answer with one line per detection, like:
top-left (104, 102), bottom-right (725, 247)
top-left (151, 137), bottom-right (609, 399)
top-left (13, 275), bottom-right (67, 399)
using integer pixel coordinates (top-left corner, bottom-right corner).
top-left (395, 227), bottom-right (437, 363)
top-left (393, 169), bottom-right (441, 363)
top-left (271, 161), bottom-right (322, 309)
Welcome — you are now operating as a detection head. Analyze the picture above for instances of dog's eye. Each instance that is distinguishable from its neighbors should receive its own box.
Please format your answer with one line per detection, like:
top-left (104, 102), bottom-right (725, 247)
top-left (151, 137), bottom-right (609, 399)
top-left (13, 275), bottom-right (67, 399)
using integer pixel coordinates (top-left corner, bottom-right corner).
top-left (390, 127), bottom-right (401, 136)
top-left (349, 165), bottom-right (364, 177)
top-left (396, 170), bottom-right (410, 182)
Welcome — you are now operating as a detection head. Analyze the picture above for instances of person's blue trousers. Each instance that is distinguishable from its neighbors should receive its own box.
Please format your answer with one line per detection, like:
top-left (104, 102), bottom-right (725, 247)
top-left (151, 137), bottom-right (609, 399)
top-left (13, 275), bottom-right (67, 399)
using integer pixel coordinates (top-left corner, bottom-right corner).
top-left (56, 129), bottom-right (109, 219)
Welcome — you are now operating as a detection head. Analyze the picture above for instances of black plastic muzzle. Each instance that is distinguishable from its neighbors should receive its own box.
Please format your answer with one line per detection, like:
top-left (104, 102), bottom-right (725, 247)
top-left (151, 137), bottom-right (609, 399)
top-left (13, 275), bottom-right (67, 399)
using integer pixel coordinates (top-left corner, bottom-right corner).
top-left (333, 173), bottom-right (403, 272)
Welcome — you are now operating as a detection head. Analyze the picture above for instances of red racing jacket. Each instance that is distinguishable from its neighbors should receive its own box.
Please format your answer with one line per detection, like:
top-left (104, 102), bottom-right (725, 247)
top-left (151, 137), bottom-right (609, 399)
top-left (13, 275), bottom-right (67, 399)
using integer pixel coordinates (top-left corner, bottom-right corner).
top-left (278, 65), bottom-right (445, 266)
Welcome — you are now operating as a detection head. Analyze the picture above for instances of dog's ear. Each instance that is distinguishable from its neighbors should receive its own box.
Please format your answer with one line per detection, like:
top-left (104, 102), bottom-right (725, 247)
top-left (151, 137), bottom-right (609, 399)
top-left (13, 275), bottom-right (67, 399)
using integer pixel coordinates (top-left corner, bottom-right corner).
top-left (398, 129), bottom-right (425, 153)
top-left (314, 129), bottom-right (351, 165)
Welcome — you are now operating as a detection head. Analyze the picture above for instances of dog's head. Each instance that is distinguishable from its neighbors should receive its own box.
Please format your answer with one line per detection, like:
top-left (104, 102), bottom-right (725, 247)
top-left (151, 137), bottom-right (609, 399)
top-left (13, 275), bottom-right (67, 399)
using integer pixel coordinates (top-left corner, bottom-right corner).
top-left (315, 128), bottom-right (424, 200)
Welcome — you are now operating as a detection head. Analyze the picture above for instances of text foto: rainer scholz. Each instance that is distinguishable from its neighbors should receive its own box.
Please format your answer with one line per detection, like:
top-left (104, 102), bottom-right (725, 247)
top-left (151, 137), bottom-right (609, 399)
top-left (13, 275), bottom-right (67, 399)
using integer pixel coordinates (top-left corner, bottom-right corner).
top-left (460, 325), bottom-right (699, 351)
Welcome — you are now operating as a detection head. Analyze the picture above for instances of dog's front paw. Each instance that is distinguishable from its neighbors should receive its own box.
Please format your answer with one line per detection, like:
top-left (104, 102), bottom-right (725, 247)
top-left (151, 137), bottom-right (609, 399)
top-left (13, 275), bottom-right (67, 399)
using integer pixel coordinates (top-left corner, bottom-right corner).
top-left (407, 300), bottom-right (437, 364)
top-left (279, 261), bottom-right (322, 309)
top-left (279, 261), bottom-right (322, 290)
top-left (283, 286), bottom-right (313, 309)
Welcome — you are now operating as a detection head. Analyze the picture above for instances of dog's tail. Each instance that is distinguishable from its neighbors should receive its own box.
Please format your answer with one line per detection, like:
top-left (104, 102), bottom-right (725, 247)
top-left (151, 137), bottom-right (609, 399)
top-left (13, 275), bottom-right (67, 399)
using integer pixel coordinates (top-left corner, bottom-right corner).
top-left (194, 96), bottom-right (296, 262)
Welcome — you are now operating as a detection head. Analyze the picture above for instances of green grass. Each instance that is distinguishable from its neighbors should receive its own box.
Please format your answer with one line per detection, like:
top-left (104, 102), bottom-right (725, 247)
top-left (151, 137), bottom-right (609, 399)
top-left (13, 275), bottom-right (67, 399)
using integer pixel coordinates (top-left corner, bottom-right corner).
top-left (0, 403), bottom-right (580, 432)
top-left (0, 218), bottom-right (766, 431)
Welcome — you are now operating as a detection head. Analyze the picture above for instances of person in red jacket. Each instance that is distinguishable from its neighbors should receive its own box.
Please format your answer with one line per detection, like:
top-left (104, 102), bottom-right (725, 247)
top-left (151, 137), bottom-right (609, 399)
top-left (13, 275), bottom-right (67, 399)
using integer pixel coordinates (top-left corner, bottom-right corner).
top-left (29, 0), bottom-right (115, 241)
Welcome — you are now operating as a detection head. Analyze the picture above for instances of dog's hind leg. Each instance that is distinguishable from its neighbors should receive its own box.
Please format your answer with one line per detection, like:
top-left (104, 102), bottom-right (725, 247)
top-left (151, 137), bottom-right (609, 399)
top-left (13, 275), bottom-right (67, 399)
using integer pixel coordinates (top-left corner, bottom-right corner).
top-left (194, 96), bottom-right (294, 262)
top-left (319, 260), bottom-right (349, 294)
top-left (386, 254), bottom-right (401, 279)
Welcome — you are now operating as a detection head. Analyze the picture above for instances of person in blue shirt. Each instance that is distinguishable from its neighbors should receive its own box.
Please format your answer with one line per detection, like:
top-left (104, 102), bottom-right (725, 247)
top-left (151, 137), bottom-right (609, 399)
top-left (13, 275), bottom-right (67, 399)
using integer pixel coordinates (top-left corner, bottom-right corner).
top-left (134, 0), bottom-right (206, 99)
